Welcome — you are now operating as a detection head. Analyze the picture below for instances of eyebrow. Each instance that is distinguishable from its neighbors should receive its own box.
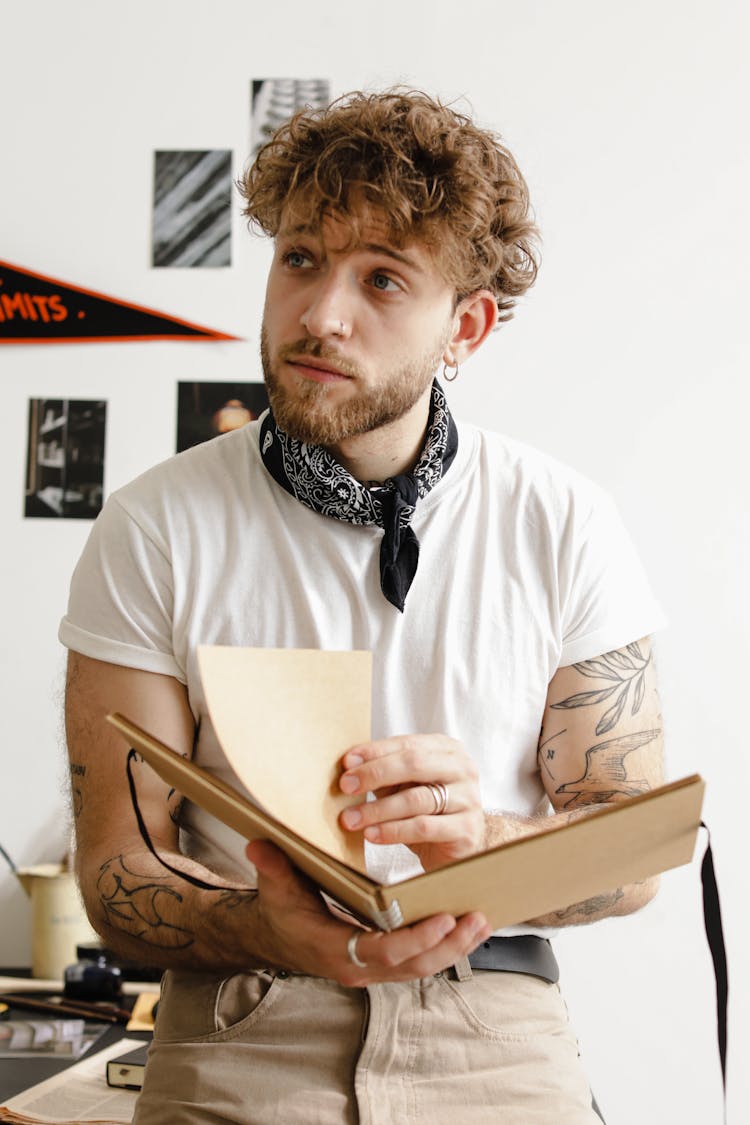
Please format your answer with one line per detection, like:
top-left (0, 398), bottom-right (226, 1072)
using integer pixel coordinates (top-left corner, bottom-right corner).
top-left (360, 243), bottom-right (425, 274)
top-left (278, 225), bottom-right (425, 274)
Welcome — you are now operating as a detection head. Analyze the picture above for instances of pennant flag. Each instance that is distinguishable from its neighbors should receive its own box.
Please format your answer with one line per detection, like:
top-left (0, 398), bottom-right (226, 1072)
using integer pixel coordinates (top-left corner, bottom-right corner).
top-left (0, 260), bottom-right (239, 344)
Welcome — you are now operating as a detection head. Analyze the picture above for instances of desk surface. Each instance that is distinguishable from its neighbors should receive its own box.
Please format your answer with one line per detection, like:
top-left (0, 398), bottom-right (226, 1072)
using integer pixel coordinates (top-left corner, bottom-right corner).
top-left (0, 975), bottom-right (155, 1102)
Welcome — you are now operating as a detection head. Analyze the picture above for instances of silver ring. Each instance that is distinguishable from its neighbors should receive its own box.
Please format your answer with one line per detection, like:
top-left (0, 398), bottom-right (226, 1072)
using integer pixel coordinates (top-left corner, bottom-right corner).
top-left (425, 781), bottom-right (449, 815)
top-left (347, 929), bottom-right (368, 968)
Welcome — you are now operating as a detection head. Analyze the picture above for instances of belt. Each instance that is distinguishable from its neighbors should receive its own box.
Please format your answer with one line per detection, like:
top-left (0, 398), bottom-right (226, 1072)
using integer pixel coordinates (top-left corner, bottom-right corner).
top-left (467, 935), bottom-right (559, 984)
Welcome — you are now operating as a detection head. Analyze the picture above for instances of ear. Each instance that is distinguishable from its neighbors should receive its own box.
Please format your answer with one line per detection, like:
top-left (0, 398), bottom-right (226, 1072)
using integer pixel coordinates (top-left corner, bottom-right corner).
top-left (443, 290), bottom-right (498, 366)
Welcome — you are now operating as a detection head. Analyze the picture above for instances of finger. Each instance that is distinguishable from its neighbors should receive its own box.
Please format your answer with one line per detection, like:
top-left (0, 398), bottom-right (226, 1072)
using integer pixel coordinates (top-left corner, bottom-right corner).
top-left (246, 839), bottom-right (292, 878)
top-left (245, 839), bottom-right (320, 904)
top-left (351, 911), bottom-right (491, 981)
top-left (361, 810), bottom-right (485, 850)
top-left (343, 733), bottom-right (459, 767)
top-left (339, 781), bottom-right (474, 832)
top-left (340, 739), bottom-right (477, 797)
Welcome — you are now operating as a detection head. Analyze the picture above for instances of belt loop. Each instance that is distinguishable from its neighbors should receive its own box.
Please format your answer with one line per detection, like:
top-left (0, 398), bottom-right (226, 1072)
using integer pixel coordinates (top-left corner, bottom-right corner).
top-left (451, 955), bottom-right (473, 981)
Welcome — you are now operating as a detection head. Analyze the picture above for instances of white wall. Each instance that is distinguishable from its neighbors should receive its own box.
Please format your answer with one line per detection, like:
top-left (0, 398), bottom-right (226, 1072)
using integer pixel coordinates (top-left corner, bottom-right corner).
top-left (2, 1), bottom-right (747, 1121)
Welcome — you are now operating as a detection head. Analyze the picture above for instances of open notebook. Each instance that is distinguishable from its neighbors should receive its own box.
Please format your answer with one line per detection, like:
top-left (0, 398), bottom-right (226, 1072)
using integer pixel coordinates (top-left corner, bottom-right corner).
top-left (107, 645), bottom-right (705, 932)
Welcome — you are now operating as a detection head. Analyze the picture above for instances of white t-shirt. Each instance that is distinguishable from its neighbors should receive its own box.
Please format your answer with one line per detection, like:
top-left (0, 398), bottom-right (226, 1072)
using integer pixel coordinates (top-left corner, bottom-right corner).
top-left (59, 418), bottom-right (665, 914)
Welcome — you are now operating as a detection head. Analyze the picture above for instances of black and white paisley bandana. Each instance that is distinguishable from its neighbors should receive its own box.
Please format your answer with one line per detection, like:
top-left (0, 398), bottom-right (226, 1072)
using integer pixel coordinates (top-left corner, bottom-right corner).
top-left (259, 379), bottom-right (458, 612)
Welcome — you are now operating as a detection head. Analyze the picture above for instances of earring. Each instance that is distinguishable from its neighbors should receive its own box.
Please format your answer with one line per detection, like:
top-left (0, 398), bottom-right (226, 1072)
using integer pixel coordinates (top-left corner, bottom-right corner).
top-left (443, 362), bottom-right (459, 382)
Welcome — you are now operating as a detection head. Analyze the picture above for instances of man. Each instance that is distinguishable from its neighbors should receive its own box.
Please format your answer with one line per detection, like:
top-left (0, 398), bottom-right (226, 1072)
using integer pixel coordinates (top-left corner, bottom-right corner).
top-left (61, 91), bottom-right (665, 1123)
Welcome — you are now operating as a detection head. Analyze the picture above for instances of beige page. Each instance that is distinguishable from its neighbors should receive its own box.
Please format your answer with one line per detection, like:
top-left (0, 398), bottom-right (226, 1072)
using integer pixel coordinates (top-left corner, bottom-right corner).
top-left (197, 646), bottom-right (371, 872)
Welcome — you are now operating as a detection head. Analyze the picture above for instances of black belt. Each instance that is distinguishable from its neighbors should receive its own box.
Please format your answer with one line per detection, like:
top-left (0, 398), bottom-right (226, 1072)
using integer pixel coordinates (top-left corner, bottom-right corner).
top-left (467, 935), bottom-right (559, 984)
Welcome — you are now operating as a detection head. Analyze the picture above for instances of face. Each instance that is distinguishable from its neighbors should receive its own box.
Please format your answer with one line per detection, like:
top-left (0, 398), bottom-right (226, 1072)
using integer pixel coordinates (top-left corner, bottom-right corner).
top-left (260, 206), bottom-right (458, 449)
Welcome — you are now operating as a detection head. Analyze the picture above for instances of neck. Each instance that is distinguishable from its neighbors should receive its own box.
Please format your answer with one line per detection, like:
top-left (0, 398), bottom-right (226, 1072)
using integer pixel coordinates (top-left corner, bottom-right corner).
top-left (327, 384), bottom-right (433, 482)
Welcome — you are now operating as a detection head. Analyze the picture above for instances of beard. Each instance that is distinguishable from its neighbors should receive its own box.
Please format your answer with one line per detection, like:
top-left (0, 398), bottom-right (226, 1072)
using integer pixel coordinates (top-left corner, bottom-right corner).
top-left (260, 325), bottom-right (450, 447)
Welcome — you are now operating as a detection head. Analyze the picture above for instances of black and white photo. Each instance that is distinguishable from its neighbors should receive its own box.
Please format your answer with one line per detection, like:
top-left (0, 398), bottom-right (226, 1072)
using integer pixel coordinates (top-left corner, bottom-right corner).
top-left (250, 79), bottom-right (330, 154)
top-left (152, 150), bottom-right (232, 267)
top-left (24, 399), bottom-right (106, 519)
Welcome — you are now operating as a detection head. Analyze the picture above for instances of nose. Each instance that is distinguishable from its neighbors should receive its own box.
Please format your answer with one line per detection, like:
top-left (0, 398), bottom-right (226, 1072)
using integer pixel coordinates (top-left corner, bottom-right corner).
top-left (300, 273), bottom-right (352, 341)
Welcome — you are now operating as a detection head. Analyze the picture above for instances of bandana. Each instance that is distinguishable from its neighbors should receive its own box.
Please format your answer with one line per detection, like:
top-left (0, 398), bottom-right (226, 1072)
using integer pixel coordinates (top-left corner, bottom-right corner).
top-left (259, 379), bottom-right (458, 611)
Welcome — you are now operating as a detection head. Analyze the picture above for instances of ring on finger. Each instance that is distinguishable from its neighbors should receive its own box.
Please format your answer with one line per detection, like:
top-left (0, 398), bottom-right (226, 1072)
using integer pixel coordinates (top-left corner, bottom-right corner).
top-left (347, 929), bottom-right (368, 968)
top-left (425, 781), bottom-right (449, 816)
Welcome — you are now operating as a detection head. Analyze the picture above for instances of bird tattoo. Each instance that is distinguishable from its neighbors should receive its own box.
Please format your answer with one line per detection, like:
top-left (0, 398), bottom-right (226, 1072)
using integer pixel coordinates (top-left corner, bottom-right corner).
top-left (555, 729), bottom-right (660, 808)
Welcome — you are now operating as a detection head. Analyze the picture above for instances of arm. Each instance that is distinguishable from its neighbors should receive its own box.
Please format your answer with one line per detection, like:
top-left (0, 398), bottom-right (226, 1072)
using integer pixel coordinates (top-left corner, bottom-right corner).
top-left (338, 637), bottom-right (664, 926)
top-left (522, 635), bottom-right (664, 925)
top-left (66, 651), bottom-right (491, 982)
top-left (66, 650), bottom-right (255, 968)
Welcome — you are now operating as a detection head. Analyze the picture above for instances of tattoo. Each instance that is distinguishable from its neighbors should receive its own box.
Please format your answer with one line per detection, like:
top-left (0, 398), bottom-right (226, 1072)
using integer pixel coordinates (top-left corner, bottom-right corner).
top-left (168, 789), bottom-right (185, 826)
top-left (555, 729), bottom-right (659, 808)
top-left (555, 887), bottom-right (625, 920)
top-left (538, 729), bottom-right (566, 781)
top-left (551, 641), bottom-right (652, 735)
top-left (70, 762), bottom-right (87, 819)
top-left (96, 855), bottom-right (195, 950)
top-left (216, 889), bottom-right (259, 910)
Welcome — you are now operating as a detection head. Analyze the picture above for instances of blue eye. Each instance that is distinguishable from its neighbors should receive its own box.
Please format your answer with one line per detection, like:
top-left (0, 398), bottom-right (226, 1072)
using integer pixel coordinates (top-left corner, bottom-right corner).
top-left (284, 250), bottom-right (312, 269)
top-left (371, 273), bottom-right (398, 292)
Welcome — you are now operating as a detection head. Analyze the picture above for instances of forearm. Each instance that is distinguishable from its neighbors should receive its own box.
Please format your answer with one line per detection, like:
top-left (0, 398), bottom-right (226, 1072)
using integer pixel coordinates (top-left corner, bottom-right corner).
top-left (76, 837), bottom-right (494, 986)
top-left (75, 841), bottom-right (268, 974)
top-left (483, 808), bottom-right (659, 927)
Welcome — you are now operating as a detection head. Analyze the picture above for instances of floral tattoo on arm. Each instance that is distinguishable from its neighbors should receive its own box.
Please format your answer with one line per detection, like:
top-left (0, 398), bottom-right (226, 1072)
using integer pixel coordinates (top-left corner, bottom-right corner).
top-left (550, 639), bottom-right (652, 735)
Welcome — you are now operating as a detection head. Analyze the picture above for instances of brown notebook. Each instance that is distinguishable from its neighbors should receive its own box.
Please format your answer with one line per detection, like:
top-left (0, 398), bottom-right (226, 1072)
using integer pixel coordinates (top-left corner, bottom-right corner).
top-left (107, 711), bottom-right (704, 932)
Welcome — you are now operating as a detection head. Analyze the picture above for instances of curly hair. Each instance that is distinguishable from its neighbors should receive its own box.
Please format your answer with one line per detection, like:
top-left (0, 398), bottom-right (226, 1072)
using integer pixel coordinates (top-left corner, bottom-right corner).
top-left (239, 90), bottom-right (540, 321)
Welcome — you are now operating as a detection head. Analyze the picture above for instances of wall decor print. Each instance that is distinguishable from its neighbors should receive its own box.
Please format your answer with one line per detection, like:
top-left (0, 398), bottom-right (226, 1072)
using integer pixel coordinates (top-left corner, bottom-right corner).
top-left (0, 260), bottom-right (238, 343)
top-left (152, 150), bottom-right (232, 268)
top-left (25, 398), bottom-right (106, 519)
top-left (176, 381), bottom-right (269, 452)
top-left (250, 79), bottom-right (330, 154)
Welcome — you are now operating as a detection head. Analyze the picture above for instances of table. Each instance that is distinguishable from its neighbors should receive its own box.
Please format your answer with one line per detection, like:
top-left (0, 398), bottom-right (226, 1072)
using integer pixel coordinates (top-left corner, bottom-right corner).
top-left (0, 973), bottom-right (156, 1102)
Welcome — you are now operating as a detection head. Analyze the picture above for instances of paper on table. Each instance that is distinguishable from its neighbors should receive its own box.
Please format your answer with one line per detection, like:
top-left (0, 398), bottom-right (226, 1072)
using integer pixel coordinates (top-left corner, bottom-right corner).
top-left (0, 1036), bottom-right (143, 1123)
top-left (197, 646), bottom-right (371, 872)
top-left (0, 1020), bottom-right (108, 1060)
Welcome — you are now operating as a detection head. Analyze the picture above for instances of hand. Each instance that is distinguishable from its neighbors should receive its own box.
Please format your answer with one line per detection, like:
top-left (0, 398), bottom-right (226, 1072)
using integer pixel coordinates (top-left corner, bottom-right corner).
top-left (246, 840), bottom-right (492, 985)
top-left (337, 734), bottom-right (486, 871)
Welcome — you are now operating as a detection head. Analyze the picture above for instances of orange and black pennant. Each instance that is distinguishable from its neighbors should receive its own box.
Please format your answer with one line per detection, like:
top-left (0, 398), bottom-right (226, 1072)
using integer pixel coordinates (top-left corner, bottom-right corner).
top-left (0, 260), bottom-right (239, 344)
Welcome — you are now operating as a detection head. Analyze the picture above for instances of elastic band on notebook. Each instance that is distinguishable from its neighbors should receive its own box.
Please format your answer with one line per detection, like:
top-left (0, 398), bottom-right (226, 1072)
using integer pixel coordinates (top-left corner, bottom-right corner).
top-left (700, 821), bottom-right (729, 1118)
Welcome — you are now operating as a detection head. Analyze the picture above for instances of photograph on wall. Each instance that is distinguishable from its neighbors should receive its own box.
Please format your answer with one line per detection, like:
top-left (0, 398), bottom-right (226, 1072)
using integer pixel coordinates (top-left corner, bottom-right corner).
top-left (0, 260), bottom-right (238, 343)
top-left (24, 399), bottom-right (106, 519)
top-left (250, 79), bottom-right (330, 154)
top-left (176, 381), bottom-right (269, 453)
top-left (152, 150), bottom-right (233, 268)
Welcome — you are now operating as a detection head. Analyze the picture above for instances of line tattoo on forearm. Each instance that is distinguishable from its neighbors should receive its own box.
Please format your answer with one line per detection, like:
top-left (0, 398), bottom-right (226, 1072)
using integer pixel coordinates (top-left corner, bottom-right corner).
top-left (555, 887), bottom-right (625, 920)
top-left (96, 855), bottom-right (195, 950)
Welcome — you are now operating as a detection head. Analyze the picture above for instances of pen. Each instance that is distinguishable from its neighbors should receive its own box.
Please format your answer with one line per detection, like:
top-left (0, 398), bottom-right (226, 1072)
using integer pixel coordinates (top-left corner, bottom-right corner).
top-left (0, 993), bottom-right (130, 1023)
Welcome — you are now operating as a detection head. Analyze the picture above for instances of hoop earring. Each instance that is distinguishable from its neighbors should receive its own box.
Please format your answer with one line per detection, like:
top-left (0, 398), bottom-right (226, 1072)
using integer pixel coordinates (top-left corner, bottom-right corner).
top-left (443, 362), bottom-right (459, 382)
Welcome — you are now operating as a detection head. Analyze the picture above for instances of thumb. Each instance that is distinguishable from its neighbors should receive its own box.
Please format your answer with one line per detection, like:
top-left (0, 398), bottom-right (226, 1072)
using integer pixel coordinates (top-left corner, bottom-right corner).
top-left (245, 839), bottom-right (317, 903)
top-left (246, 841), bottom-right (323, 918)
top-left (246, 838), bottom-right (293, 880)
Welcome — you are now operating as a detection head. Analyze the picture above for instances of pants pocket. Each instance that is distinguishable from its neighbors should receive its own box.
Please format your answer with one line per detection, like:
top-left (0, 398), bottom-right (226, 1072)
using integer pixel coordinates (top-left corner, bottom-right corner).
top-left (154, 968), bottom-right (283, 1043)
top-left (437, 971), bottom-right (571, 1042)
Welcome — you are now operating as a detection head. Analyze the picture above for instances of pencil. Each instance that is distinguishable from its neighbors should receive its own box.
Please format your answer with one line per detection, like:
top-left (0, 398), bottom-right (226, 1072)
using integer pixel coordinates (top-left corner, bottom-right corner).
top-left (0, 993), bottom-right (129, 1023)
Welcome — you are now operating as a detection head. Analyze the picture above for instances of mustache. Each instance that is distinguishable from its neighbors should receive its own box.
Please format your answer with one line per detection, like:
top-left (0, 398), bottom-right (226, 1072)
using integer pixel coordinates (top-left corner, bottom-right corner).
top-left (277, 339), bottom-right (362, 378)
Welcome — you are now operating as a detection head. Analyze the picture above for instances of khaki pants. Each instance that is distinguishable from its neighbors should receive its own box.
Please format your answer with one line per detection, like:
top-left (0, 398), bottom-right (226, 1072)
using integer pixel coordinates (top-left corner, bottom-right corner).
top-left (133, 967), bottom-right (601, 1124)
